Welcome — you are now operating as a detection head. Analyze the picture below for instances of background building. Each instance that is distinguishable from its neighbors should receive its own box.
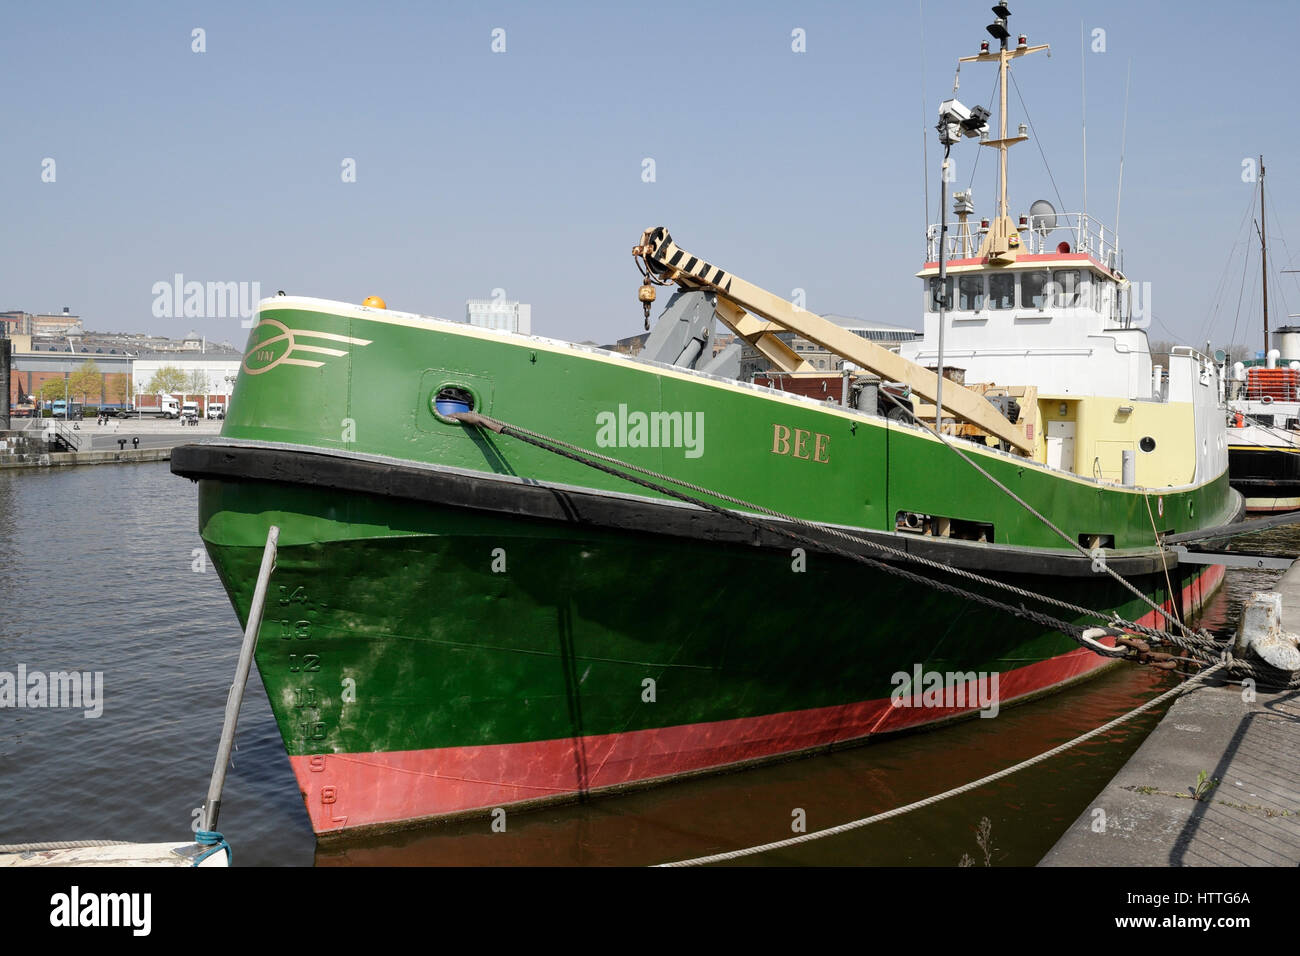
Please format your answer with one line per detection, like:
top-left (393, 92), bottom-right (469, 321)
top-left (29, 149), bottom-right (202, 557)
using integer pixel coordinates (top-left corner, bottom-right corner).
top-left (1, 311), bottom-right (33, 335)
top-left (7, 330), bottom-right (242, 412)
top-left (738, 314), bottom-right (920, 380)
top-left (30, 309), bottom-right (83, 336)
top-left (130, 353), bottom-right (242, 410)
top-left (6, 334), bottom-right (133, 408)
top-left (465, 299), bottom-right (531, 334)
top-left (2, 309), bottom-right (86, 336)
top-left (604, 332), bottom-right (650, 356)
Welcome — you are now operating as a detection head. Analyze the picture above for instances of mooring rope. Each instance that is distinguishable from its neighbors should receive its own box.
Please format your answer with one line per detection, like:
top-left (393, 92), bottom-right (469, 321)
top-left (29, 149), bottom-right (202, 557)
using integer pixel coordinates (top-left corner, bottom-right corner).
top-left (0, 840), bottom-right (130, 852)
top-left (1143, 490), bottom-right (1182, 628)
top-left (452, 411), bottom-right (1106, 644)
top-left (878, 388), bottom-right (1209, 645)
top-left (655, 659), bottom-right (1228, 866)
top-left (452, 411), bottom-right (1165, 639)
top-left (875, 391), bottom-right (1300, 685)
top-left (450, 410), bottom-right (1299, 688)
top-left (193, 829), bottom-right (232, 866)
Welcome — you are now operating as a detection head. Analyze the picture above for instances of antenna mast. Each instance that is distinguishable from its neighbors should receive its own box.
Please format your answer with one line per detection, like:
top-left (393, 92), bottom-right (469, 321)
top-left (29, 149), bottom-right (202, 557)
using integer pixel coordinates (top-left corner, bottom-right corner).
top-left (1260, 155), bottom-right (1269, 356)
top-left (1115, 58), bottom-right (1131, 242)
top-left (1080, 21), bottom-right (1088, 228)
top-left (962, 4), bottom-right (1049, 264)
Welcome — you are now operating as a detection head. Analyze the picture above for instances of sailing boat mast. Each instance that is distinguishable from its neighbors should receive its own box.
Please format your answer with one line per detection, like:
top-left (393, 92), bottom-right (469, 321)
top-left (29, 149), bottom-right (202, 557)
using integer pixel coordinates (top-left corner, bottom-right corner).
top-left (1260, 154), bottom-right (1269, 356)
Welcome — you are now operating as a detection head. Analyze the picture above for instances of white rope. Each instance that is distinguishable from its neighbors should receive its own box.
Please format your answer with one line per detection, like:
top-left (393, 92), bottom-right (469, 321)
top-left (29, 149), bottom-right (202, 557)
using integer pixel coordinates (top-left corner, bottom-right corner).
top-left (656, 660), bottom-right (1227, 866)
top-left (0, 839), bottom-right (131, 852)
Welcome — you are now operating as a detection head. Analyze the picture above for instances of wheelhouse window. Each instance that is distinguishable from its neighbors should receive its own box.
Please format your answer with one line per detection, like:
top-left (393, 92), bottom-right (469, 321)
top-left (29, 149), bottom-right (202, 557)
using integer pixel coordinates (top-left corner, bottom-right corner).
top-left (1022, 271), bottom-right (1051, 309)
top-left (988, 273), bottom-right (1016, 309)
top-left (1052, 269), bottom-right (1083, 307)
top-left (958, 275), bottom-right (985, 311)
top-left (927, 276), bottom-right (953, 312)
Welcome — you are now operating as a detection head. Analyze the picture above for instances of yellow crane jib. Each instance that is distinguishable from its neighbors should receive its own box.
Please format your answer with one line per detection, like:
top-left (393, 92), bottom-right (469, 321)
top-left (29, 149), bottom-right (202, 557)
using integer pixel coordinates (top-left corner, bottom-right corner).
top-left (632, 226), bottom-right (1035, 455)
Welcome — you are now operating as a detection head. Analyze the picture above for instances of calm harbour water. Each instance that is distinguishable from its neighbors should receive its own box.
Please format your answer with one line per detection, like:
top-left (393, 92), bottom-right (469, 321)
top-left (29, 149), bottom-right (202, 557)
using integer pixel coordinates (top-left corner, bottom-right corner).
top-left (0, 462), bottom-right (1294, 866)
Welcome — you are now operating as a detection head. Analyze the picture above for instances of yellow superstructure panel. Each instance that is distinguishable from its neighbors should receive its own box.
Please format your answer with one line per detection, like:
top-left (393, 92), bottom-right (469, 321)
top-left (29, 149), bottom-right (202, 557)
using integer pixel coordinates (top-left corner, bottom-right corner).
top-left (1037, 396), bottom-right (1195, 488)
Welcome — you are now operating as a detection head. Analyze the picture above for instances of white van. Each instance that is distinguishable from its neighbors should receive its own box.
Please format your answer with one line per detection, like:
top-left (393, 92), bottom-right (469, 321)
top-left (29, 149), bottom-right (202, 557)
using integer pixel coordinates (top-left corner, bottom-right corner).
top-left (206, 401), bottom-right (226, 420)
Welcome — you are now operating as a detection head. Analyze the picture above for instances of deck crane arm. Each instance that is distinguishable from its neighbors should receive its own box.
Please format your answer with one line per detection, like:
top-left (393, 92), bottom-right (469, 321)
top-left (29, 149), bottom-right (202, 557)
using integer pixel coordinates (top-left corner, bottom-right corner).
top-left (632, 227), bottom-right (1035, 454)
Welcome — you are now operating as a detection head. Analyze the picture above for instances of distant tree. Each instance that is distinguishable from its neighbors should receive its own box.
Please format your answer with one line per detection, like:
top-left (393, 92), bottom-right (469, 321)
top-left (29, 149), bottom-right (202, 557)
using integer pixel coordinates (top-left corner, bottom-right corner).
top-left (1149, 339), bottom-right (1177, 367)
top-left (184, 368), bottom-right (210, 398)
top-left (1223, 343), bottom-right (1253, 365)
top-left (145, 365), bottom-right (188, 395)
top-left (38, 378), bottom-right (69, 404)
top-left (1152, 340), bottom-right (1253, 366)
top-left (67, 358), bottom-right (102, 404)
top-left (108, 374), bottom-right (130, 405)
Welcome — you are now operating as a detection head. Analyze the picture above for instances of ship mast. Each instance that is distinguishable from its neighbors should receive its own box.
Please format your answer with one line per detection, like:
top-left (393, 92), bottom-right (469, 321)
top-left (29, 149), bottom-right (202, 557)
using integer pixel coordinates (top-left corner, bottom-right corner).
top-left (1259, 154), bottom-right (1269, 356)
top-left (960, 5), bottom-right (1048, 264)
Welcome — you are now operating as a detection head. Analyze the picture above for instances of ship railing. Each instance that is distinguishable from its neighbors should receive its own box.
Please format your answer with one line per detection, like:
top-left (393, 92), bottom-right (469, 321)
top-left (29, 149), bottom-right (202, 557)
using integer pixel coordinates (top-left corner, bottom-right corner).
top-left (1170, 345), bottom-right (1214, 365)
top-left (925, 212), bottom-right (1123, 272)
top-left (1170, 345), bottom-right (1220, 386)
top-left (1243, 383), bottom-right (1300, 402)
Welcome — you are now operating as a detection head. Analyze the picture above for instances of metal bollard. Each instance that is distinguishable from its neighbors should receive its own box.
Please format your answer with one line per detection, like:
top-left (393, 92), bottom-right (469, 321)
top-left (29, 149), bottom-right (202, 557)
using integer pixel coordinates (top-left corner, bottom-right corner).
top-left (132, 437), bottom-right (139, 449)
top-left (1235, 591), bottom-right (1300, 671)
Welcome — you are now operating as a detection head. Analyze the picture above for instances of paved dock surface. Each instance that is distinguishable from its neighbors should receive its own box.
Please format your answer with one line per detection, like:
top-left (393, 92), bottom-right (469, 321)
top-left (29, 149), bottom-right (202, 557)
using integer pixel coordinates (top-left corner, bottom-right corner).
top-left (1, 419), bottom-right (220, 467)
top-left (7, 416), bottom-right (222, 441)
top-left (1042, 562), bottom-right (1300, 867)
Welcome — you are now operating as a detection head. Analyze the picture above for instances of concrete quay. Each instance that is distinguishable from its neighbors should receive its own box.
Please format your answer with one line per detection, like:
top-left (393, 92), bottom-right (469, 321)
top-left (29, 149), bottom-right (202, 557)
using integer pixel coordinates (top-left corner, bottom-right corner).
top-left (0, 418), bottom-right (221, 468)
top-left (1041, 562), bottom-right (1300, 867)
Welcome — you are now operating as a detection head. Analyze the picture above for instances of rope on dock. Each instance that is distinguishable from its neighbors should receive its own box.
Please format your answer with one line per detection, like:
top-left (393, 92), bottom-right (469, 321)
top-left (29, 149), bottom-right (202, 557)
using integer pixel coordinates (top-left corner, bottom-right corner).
top-left (655, 659), bottom-right (1228, 866)
top-left (0, 839), bottom-right (130, 852)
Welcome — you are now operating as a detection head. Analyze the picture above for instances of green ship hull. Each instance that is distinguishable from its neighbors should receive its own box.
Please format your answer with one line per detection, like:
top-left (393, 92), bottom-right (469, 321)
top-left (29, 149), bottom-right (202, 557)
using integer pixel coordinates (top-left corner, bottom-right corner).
top-left (173, 298), bottom-right (1234, 837)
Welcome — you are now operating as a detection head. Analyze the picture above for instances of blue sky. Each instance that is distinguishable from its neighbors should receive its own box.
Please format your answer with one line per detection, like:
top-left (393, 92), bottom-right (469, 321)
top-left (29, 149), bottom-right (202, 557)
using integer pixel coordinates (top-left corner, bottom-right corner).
top-left (5, 0), bottom-right (1299, 352)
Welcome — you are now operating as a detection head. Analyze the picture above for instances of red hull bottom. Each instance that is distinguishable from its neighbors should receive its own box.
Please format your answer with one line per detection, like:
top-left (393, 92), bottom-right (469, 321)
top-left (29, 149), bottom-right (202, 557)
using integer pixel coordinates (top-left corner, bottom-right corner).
top-left (291, 564), bottom-right (1225, 837)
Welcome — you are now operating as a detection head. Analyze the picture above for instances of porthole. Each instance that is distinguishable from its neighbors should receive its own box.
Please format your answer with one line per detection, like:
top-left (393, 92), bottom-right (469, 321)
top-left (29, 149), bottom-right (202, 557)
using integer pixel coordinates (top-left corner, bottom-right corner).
top-left (1139, 436), bottom-right (1156, 453)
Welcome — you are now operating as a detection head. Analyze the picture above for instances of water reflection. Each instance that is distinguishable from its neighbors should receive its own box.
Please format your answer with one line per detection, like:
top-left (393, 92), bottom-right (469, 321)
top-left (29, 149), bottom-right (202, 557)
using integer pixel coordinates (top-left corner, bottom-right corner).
top-left (1, 465), bottom-right (1295, 867)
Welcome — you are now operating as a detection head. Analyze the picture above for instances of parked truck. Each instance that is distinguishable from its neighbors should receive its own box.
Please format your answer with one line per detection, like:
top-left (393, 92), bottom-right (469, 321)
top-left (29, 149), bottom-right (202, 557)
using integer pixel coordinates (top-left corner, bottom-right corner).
top-left (133, 395), bottom-right (181, 418)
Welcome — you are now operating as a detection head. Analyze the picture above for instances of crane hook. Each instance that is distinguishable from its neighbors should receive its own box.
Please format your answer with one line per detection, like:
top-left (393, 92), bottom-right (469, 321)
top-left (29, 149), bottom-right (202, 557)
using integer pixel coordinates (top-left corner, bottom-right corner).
top-left (639, 277), bottom-right (656, 328)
